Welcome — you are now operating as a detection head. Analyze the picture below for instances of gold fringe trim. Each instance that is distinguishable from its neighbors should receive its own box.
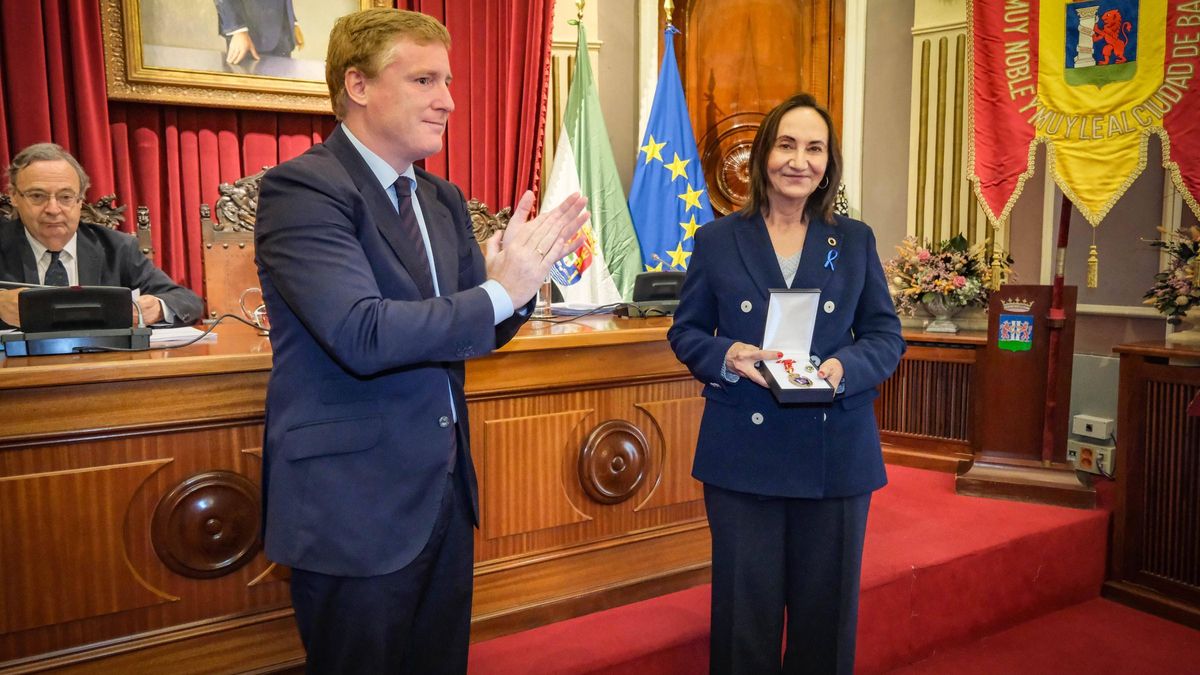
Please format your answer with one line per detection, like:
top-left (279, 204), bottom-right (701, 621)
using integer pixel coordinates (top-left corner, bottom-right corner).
top-left (964, 1), bottom-right (1200, 229)
top-left (1087, 244), bottom-right (1098, 288)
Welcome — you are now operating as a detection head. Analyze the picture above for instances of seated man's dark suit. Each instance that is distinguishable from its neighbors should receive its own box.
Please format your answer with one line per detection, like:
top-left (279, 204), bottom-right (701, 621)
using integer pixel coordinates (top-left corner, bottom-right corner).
top-left (255, 124), bottom-right (527, 578)
top-left (0, 218), bottom-right (202, 327)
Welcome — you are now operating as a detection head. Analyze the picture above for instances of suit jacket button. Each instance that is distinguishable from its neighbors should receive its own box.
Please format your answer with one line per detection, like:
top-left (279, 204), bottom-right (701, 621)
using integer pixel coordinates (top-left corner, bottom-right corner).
top-left (751, 412), bottom-right (764, 425)
top-left (740, 300), bottom-right (753, 313)
top-left (438, 416), bottom-right (451, 428)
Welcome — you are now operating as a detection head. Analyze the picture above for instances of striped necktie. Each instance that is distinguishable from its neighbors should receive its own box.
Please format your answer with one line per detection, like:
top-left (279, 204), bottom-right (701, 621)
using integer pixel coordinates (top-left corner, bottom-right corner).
top-left (45, 251), bottom-right (69, 286)
top-left (394, 178), bottom-right (435, 298)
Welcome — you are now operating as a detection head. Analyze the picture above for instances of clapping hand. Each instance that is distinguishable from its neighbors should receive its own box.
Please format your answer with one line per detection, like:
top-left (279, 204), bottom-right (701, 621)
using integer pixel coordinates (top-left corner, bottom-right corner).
top-left (485, 191), bottom-right (588, 307)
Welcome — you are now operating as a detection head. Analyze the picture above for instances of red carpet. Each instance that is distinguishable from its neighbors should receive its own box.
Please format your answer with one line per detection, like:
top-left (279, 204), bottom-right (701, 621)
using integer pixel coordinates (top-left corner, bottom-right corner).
top-left (887, 598), bottom-right (1200, 674)
top-left (469, 466), bottom-right (1112, 674)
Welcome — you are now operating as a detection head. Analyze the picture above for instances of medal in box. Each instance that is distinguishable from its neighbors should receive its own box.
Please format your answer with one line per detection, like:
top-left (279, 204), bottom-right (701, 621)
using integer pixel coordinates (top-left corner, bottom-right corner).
top-left (754, 289), bottom-right (835, 404)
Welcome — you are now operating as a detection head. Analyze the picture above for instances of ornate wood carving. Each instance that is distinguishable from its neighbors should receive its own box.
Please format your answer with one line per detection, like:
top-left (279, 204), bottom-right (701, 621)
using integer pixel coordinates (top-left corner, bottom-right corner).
top-left (674, 0), bottom-right (843, 215)
top-left (578, 420), bottom-right (649, 504)
top-left (152, 471), bottom-right (262, 579)
top-left (468, 199), bottom-right (512, 243)
top-left (0, 192), bottom-right (153, 258)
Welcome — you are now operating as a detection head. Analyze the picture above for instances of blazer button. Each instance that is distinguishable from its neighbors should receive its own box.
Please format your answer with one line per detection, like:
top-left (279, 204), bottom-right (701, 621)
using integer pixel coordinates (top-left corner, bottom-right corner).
top-left (740, 300), bottom-right (753, 313)
top-left (751, 412), bottom-right (764, 425)
top-left (438, 416), bottom-right (451, 428)
top-left (824, 300), bottom-right (835, 313)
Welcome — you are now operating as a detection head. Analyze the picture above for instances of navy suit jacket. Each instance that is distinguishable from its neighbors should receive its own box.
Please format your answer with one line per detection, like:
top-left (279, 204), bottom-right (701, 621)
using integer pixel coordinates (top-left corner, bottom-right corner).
top-left (255, 125), bottom-right (528, 577)
top-left (214, 0), bottom-right (295, 55)
top-left (0, 218), bottom-right (202, 327)
top-left (667, 212), bottom-right (905, 499)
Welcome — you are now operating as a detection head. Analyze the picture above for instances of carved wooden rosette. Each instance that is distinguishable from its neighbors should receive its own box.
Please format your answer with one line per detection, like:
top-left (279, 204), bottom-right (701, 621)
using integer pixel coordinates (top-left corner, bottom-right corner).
top-left (577, 420), bottom-right (650, 504)
top-left (152, 471), bottom-right (262, 579)
top-left (696, 112), bottom-right (764, 215)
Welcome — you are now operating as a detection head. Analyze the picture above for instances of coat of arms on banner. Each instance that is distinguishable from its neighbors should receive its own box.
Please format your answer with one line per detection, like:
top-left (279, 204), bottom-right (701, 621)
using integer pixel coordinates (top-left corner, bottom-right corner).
top-left (969, 0), bottom-right (1200, 231)
top-left (1065, 1), bottom-right (1138, 87)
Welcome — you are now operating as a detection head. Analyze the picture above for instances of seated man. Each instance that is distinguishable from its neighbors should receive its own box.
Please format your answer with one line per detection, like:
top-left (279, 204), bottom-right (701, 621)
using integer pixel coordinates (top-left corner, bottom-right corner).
top-left (0, 143), bottom-right (202, 329)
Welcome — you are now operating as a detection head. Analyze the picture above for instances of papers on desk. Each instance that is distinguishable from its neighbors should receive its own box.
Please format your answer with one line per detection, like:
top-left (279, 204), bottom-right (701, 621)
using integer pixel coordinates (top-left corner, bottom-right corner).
top-left (150, 326), bottom-right (216, 346)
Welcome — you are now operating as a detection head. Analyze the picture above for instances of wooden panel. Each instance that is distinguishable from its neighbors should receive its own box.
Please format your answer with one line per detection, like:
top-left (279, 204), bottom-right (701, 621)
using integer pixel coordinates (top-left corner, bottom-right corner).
top-left (875, 332), bottom-right (982, 472)
top-left (1137, 380), bottom-right (1200, 600)
top-left (0, 319), bottom-right (710, 671)
top-left (878, 358), bottom-right (971, 442)
top-left (1106, 342), bottom-right (1200, 628)
top-left (678, 0), bottom-right (842, 215)
top-left (635, 396), bottom-right (705, 510)
top-left (0, 460), bottom-right (173, 634)
top-left (480, 410), bottom-right (593, 540)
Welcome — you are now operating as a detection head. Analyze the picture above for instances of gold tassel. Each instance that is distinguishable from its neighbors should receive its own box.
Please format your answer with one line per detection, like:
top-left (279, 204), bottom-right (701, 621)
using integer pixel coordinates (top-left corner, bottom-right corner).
top-left (990, 251), bottom-right (1002, 291)
top-left (1087, 244), bottom-right (1099, 288)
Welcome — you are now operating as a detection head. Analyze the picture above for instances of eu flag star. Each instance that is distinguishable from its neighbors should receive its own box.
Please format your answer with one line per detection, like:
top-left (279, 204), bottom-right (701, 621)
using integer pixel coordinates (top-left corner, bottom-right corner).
top-left (667, 241), bottom-right (692, 269)
top-left (678, 183), bottom-right (704, 211)
top-left (679, 214), bottom-right (701, 240)
top-left (645, 260), bottom-right (664, 272)
top-left (640, 135), bottom-right (666, 164)
top-left (663, 153), bottom-right (690, 181)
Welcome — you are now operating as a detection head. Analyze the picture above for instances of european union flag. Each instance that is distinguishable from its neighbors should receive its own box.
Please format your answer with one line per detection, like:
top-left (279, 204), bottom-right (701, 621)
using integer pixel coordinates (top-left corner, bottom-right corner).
top-left (628, 26), bottom-right (713, 272)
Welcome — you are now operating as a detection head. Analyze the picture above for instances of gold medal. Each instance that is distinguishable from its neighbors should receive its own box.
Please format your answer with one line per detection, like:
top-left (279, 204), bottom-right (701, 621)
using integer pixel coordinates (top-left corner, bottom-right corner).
top-left (789, 373), bottom-right (813, 387)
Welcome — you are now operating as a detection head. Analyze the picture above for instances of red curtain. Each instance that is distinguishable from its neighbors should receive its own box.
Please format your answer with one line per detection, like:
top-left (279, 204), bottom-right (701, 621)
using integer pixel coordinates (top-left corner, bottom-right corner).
top-left (1, 0), bottom-right (554, 295)
top-left (403, 0), bottom-right (555, 213)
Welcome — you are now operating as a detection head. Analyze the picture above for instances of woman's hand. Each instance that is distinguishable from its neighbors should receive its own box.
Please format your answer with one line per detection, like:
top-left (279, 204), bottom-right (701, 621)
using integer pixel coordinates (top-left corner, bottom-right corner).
top-left (818, 357), bottom-right (844, 392)
top-left (725, 342), bottom-right (782, 387)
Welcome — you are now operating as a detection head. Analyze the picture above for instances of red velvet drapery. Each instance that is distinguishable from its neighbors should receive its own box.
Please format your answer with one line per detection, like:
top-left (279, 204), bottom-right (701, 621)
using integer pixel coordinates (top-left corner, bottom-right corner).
top-left (0, 0), bottom-right (554, 297)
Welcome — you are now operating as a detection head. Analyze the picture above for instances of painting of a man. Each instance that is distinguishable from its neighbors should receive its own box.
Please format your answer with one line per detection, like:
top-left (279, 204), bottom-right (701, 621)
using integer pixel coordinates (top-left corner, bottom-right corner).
top-left (215, 0), bottom-right (301, 65)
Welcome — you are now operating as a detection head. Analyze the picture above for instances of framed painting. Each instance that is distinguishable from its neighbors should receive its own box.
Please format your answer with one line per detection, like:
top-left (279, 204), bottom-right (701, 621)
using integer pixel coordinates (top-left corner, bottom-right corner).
top-left (101, 0), bottom-right (386, 114)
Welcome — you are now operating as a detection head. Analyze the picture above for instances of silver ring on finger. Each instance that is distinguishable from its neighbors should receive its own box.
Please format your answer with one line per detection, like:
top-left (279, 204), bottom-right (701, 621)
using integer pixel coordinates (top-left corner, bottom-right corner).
top-left (535, 247), bottom-right (547, 256)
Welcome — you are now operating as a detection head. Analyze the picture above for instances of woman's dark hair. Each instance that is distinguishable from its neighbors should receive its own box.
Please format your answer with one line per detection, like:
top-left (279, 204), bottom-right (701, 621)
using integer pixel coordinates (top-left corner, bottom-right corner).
top-left (739, 93), bottom-right (841, 223)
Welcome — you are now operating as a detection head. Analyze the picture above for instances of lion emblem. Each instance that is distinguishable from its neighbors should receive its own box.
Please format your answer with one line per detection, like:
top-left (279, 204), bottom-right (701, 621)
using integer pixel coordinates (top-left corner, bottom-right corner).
top-left (1092, 9), bottom-right (1132, 65)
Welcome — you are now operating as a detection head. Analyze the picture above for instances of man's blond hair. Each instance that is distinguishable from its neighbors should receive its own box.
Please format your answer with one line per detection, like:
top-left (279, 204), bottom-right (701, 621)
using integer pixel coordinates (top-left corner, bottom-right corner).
top-left (326, 8), bottom-right (451, 119)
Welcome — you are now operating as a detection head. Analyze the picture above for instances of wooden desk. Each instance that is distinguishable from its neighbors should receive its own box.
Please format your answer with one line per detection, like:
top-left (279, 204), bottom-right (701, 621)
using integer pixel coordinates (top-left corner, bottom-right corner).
top-left (0, 316), bottom-right (706, 673)
top-left (1105, 342), bottom-right (1200, 629)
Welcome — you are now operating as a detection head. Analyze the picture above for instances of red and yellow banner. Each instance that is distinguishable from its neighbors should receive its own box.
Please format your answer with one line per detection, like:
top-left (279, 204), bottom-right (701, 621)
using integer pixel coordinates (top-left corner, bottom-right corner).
top-left (970, 0), bottom-right (1200, 226)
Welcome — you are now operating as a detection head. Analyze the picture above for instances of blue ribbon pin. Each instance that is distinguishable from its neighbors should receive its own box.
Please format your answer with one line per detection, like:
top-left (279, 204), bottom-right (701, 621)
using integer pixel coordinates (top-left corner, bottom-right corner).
top-left (824, 249), bottom-right (839, 271)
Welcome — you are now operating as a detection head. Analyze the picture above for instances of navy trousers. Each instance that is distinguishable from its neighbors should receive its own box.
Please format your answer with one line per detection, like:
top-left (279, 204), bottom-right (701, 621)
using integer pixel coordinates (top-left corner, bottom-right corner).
top-left (704, 484), bottom-right (872, 675)
top-left (289, 466), bottom-right (474, 674)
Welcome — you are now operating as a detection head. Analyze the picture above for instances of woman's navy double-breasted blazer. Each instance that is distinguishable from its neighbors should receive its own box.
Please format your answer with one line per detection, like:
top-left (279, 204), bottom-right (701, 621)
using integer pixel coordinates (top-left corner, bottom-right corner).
top-left (667, 211), bottom-right (905, 498)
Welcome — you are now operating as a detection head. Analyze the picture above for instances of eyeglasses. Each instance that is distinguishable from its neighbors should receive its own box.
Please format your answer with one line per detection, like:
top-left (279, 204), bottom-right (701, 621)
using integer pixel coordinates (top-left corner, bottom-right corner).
top-left (13, 189), bottom-right (82, 207)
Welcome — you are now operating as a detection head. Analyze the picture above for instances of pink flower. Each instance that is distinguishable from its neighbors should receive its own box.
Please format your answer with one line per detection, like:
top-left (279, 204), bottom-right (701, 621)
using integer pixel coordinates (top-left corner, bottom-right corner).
top-left (917, 250), bottom-right (931, 262)
top-left (954, 275), bottom-right (967, 288)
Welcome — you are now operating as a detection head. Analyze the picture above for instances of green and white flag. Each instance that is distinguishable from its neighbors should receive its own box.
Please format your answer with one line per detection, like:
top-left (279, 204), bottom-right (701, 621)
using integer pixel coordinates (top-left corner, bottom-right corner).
top-left (542, 22), bottom-right (642, 305)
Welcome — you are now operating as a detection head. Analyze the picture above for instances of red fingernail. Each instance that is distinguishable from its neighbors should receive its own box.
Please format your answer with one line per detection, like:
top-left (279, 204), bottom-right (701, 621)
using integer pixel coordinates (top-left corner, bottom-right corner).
top-left (818, 371), bottom-right (826, 378)
top-left (776, 352), bottom-right (783, 358)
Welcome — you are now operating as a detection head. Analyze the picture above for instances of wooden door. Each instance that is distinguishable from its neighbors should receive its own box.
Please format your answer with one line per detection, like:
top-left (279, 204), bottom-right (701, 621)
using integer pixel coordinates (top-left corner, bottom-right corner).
top-left (669, 0), bottom-right (844, 215)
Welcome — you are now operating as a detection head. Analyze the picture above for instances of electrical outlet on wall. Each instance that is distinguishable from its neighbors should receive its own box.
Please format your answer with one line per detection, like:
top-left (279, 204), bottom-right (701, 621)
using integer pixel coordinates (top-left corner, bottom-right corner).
top-left (1067, 438), bottom-right (1115, 476)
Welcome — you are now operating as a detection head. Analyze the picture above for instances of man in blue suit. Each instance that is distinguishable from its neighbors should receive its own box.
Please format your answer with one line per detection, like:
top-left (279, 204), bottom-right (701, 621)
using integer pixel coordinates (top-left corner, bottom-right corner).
top-left (254, 8), bottom-right (587, 673)
top-left (215, 0), bottom-right (298, 65)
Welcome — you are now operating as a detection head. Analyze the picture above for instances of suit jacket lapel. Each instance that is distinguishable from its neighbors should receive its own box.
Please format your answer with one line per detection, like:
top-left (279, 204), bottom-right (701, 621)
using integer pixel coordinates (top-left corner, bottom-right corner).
top-left (415, 173), bottom-right (458, 295)
top-left (734, 213), bottom-right (786, 294)
top-left (76, 227), bottom-right (103, 286)
top-left (793, 216), bottom-right (837, 290)
top-left (325, 127), bottom-right (436, 299)
top-left (1, 221), bottom-right (39, 283)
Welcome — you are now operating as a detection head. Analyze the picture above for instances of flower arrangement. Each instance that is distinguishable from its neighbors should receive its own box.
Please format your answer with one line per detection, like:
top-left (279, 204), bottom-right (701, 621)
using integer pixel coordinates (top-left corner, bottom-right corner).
top-left (1143, 225), bottom-right (1200, 324)
top-left (884, 233), bottom-right (1011, 316)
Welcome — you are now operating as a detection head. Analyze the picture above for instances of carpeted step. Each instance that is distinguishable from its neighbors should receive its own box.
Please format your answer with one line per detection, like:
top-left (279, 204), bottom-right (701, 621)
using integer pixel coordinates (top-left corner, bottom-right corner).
top-left (886, 597), bottom-right (1200, 674)
top-left (470, 466), bottom-right (1111, 674)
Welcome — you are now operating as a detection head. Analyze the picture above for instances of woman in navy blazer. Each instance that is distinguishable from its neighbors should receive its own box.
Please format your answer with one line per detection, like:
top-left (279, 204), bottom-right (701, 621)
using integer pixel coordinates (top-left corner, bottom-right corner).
top-left (668, 94), bottom-right (905, 674)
